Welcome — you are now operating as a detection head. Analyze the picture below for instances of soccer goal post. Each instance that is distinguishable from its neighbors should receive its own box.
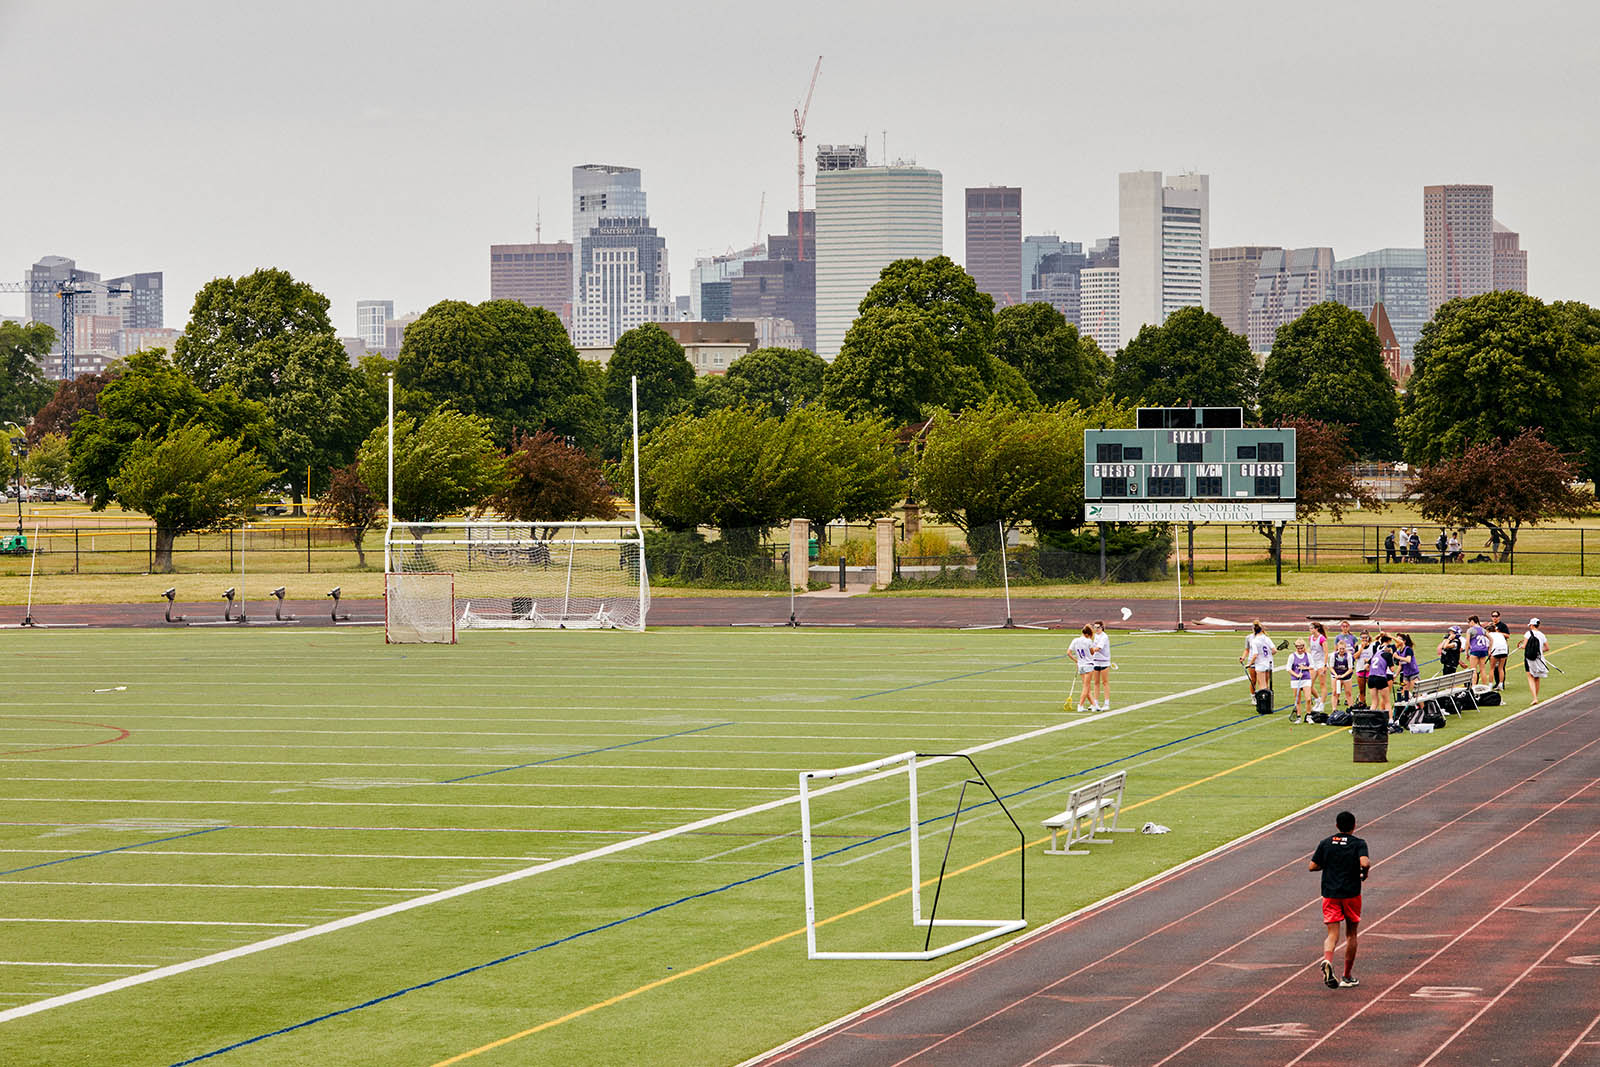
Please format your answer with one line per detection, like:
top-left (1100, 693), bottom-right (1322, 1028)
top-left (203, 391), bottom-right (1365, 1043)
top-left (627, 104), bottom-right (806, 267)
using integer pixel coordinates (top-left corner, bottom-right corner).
top-left (385, 571), bottom-right (456, 644)
top-left (385, 522), bottom-right (649, 635)
top-left (798, 751), bottom-right (1026, 961)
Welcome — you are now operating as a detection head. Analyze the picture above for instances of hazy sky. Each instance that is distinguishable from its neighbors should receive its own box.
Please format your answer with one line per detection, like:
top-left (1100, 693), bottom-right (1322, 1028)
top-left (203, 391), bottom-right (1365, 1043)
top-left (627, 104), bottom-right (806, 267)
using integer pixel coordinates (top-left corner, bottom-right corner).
top-left (3, 1), bottom-right (1596, 335)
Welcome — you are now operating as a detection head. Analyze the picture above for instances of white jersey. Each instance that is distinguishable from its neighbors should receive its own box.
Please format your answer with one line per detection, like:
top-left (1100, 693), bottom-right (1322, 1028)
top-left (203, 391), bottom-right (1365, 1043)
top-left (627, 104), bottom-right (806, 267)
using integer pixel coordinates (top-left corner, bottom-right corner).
top-left (1091, 631), bottom-right (1112, 668)
top-left (1069, 636), bottom-right (1095, 674)
top-left (1489, 630), bottom-right (1509, 657)
top-left (1249, 633), bottom-right (1275, 671)
top-left (1307, 634), bottom-right (1326, 669)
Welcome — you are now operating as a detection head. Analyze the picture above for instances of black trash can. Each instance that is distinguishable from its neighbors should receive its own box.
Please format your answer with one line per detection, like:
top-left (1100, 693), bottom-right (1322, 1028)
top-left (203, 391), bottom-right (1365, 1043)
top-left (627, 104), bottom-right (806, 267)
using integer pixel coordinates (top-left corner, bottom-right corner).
top-left (1352, 708), bottom-right (1389, 763)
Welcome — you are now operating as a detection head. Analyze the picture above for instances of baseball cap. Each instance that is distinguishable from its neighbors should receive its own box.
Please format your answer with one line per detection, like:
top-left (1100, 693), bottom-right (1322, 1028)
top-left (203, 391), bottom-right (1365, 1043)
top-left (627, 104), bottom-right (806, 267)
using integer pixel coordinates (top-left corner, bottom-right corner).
top-left (1450, 625), bottom-right (1461, 633)
top-left (1530, 617), bottom-right (1541, 626)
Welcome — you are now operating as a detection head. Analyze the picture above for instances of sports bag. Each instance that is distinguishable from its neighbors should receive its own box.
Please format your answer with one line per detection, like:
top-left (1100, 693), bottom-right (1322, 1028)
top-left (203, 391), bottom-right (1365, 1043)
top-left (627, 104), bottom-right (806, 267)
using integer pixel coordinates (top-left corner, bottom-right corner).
top-left (1326, 708), bottom-right (1353, 727)
top-left (1254, 687), bottom-right (1274, 715)
top-left (1473, 685), bottom-right (1502, 707)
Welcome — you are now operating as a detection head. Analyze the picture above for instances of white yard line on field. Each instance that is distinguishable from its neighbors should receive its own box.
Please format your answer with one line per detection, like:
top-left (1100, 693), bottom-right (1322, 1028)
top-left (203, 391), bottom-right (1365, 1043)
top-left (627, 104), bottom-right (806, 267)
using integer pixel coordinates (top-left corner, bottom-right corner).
top-left (0, 671), bottom-right (1242, 1026)
top-left (0, 918), bottom-right (308, 928)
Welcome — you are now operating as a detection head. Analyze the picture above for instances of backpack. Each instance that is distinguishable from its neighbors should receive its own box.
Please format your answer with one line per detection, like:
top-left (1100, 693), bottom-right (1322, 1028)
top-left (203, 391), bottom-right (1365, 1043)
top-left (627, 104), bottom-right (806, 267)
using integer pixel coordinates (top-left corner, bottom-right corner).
top-left (1526, 632), bottom-right (1543, 659)
top-left (1309, 711), bottom-right (1329, 725)
top-left (1473, 685), bottom-right (1502, 707)
top-left (1254, 687), bottom-right (1275, 715)
top-left (1327, 708), bottom-right (1353, 727)
top-left (1423, 706), bottom-right (1447, 728)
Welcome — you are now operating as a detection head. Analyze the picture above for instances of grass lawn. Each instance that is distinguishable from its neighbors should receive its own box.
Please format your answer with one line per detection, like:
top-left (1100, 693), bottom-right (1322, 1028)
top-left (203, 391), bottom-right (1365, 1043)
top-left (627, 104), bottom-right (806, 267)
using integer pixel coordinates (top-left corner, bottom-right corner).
top-left (1, 626), bottom-right (1593, 1065)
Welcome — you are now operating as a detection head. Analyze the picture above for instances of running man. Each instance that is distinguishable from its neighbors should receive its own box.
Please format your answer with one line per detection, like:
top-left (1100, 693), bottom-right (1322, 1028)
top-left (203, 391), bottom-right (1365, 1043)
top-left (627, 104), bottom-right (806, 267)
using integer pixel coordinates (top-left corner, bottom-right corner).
top-left (1090, 620), bottom-right (1113, 711)
top-left (1516, 617), bottom-right (1550, 705)
top-left (1066, 624), bottom-right (1096, 712)
top-left (1309, 810), bottom-right (1370, 989)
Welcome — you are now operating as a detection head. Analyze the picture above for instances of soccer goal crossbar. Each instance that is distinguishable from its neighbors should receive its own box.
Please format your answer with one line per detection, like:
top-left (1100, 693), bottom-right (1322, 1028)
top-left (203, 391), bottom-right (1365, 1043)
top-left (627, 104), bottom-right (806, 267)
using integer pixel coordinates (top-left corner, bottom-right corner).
top-left (798, 751), bottom-right (1026, 961)
top-left (385, 521), bottom-right (650, 639)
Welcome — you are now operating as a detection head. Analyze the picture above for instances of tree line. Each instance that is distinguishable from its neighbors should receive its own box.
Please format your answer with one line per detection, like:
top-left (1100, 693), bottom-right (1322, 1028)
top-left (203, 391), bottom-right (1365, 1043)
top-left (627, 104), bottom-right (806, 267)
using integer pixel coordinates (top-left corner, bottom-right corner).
top-left (1, 258), bottom-right (1595, 573)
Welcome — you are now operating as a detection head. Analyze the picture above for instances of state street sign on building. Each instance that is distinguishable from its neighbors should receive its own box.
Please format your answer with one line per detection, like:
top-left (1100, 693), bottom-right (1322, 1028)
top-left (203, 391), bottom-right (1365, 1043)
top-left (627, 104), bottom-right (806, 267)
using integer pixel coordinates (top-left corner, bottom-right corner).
top-left (1083, 408), bottom-right (1297, 524)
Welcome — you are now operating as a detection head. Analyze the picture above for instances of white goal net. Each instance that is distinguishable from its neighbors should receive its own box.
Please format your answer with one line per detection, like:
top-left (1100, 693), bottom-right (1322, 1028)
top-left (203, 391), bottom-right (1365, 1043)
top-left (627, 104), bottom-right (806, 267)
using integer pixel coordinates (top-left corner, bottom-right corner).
top-left (385, 521), bottom-right (650, 632)
top-left (385, 572), bottom-right (457, 644)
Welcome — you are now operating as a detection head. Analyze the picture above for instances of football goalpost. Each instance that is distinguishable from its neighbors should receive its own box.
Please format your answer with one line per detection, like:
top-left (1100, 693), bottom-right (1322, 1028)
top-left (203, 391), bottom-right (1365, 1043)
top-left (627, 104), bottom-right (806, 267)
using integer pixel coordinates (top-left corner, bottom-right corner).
top-left (798, 751), bottom-right (1026, 961)
top-left (383, 377), bottom-right (650, 642)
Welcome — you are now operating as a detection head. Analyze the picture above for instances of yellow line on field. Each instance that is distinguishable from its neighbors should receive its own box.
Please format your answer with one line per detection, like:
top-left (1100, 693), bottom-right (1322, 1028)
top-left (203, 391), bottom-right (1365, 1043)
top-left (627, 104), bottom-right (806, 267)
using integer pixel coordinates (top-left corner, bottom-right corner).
top-left (429, 722), bottom-right (1345, 1065)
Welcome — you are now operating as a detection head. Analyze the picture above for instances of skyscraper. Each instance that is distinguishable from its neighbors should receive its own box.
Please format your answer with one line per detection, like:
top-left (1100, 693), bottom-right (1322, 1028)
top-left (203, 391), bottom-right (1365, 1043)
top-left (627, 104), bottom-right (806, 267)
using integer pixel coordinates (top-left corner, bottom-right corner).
top-left (964, 186), bottom-right (1022, 307)
top-left (489, 243), bottom-right (573, 328)
top-left (730, 211), bottom-right (816, 350)
top-left (571, 165), bottom-right (670, 346)
top-left (1118, 171), bottom-right (1209, 350)
top-left (1424, 184), bottom-right (1494, 314)
top-left (1209, 246), bottom-right (1280, 339)
top-left (25, 256), bottom-right (100, 354)
top-left (355, 300), bottom-right (394, 352)
top-left (1078, 267), bottom-right (1120, 354)
top-left (1246, 247), bottom-right (1336, 353)
top-left (103, 272), bottom-right (163, 329)
top-left (1333, 248), bottom-right (1427, 364)
top-left (813, 164), bottom-right (943, 359)
top-left (1493, 223), bottom-right (1528, 294)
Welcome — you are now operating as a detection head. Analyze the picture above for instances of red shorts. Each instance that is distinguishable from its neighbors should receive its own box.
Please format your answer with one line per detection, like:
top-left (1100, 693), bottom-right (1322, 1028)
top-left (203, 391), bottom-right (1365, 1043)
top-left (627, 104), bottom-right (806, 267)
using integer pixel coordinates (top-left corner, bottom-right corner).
top-left (1322, 896), bottom-right (1361, 924)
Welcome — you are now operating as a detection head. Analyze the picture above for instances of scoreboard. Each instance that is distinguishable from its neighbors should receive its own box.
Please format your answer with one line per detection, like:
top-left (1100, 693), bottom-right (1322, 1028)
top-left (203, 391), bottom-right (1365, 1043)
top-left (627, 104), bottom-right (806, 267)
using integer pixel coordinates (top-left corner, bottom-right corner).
top-left (1083, 408), bottom-right (1296, 523)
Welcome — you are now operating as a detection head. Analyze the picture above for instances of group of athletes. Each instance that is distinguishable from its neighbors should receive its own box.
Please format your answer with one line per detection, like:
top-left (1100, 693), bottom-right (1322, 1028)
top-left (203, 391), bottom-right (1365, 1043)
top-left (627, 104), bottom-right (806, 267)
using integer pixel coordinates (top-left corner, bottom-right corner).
top-left (1065, 621), bottom-right (1114, 712)
top-left (1238, 612), bottom-right (1552, 723)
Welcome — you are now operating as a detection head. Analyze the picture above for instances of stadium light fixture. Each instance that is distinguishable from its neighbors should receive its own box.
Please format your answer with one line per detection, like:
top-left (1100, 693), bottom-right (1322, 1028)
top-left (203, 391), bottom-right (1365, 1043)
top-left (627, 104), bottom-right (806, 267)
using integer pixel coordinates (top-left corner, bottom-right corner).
top-left (271, 586), bottom-right (296, 621)
top-left (328, 586), bottom-right (348, 621)
top-left (161, 587), bottom-right (184, 623)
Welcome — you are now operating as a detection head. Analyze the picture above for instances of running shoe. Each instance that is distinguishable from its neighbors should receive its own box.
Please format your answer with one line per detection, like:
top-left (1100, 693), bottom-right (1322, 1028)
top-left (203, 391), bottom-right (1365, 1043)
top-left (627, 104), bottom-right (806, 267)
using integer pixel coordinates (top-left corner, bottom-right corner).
top-left (1313, 699), bottom-right (1324, 712)
top-left (1338, 976), bottom-right (1359, 988)
top-left (1321, 960), bottom-right (1338, 988)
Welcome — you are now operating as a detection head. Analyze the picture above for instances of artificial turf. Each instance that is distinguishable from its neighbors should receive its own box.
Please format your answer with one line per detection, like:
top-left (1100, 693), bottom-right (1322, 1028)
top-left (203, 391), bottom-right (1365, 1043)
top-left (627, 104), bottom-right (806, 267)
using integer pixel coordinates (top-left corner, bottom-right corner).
top-left (0, 626), bottom-right (1592, 1065)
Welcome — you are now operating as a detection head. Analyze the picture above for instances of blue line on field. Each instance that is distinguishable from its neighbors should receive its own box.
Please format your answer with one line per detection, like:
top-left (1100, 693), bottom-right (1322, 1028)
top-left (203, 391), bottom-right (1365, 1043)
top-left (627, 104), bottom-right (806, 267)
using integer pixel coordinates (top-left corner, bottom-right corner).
top-left (0, 826), bottom-right (229, 877)
top-left (170, 711), bottom-right (1253, 1065)
top-left (438, 722), bottom-right (735, 783)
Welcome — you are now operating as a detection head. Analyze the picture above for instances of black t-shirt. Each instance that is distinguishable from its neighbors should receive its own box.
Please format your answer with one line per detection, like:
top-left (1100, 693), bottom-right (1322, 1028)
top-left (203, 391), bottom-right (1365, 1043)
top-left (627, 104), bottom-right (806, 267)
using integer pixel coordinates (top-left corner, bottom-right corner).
top-left (1311, 833), bottom-right (1368, 899)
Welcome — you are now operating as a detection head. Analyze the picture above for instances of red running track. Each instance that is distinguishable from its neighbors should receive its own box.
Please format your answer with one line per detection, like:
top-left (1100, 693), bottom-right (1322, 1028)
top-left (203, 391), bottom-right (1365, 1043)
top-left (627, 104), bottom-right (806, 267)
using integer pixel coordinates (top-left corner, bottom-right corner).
top-left (753, 683), bottom-right (1600, 1067)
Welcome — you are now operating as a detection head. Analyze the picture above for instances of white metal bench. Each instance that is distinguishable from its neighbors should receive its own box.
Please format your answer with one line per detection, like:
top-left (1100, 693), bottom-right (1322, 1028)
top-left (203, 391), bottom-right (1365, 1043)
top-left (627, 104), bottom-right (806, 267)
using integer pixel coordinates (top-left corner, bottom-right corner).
top-left (1042, 770), bottom-right (1131, 855)
top-left (1412, 669), bottom-right (1477, 714)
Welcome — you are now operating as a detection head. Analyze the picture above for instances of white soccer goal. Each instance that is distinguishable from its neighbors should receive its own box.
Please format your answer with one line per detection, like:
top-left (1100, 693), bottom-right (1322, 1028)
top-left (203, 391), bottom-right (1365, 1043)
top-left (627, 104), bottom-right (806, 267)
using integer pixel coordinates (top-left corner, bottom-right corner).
top-left (798, 751), bottom-right (1026, 961)
top-left (385, 571), bottom-right (456, 644)
top-left (385, 522), bottom-right (649, 634)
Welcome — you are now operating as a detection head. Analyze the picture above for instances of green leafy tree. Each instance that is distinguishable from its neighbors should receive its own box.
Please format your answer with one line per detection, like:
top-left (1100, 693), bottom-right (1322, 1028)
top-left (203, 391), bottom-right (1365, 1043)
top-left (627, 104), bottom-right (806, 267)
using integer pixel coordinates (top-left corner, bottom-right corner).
top-left (917, 397), bottom-right (1135, 553)
top-left (1258, 302), bottom-right (1400, 458)
top-left (772, 406), bottom-right (902, 535)
top-left (1410, 430), bottom-right (1593, 558)
top-left (605, 325), bottom-right (696, 440)
top-left (174, 267), bottom-right (333, 390)
top-left (993, 302), bottom-right (1113, 405)
top-left (356, 408), bottom-right (509, 524)
top-left (107, 423), bottom-right (275, 571)
top-left (723, 347), bottom-right (826, 416)
top-left (1251, 418), bottom-right (1382, 582)
top-left (397, 299), bottom-right (592, 446)
top-left (28, 368), bottom-right (118, 445)
top-left (0, 321), bottom-right (56, 426)
top-left (313, 462), bottom-right (385, 567)
top-left (68, 350), bottom-right (270, 509)
top-left (822, 307), bottom-right (971, 422)
top-left (1400, 291), bottom-right (1598, 475)
top-left (1110, 307), bottom-right (1259, 409)
top-left (482, 430), bottom-right (620, 523)
top-left (858, 256), bottom-right (995, 378)
top-left (23, 432), bottom-right (70, 489)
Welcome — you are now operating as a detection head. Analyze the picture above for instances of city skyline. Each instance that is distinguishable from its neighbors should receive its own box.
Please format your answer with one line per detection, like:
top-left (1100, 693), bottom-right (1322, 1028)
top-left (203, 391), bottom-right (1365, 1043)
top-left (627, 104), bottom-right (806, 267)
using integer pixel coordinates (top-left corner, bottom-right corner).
top-left (2, 2), bottom-right (1595, 339)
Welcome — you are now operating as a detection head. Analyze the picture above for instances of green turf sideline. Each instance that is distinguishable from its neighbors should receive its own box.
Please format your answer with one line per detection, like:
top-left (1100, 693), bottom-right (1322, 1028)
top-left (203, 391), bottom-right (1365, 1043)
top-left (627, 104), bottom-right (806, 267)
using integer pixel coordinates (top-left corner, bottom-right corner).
top-left (742, 672), bottom-right (1600, 1067)
top-left (0, 670), bottom-right (1243, 1026)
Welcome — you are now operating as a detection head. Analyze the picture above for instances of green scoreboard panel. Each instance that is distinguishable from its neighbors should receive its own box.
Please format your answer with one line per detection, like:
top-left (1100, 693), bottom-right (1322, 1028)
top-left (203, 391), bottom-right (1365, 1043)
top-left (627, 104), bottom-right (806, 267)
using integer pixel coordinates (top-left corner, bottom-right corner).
top-left (1083, 409), bottom-right (1296, 523)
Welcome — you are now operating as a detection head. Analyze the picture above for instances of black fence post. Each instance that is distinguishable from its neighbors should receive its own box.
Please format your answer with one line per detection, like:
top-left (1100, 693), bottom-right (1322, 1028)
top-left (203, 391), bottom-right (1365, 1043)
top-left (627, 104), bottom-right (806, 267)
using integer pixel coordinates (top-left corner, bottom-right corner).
top-left (1582, 529), bottom-right (1586, 577)
top-left (838, 555), bottom-right (846, 591)
top-left (1509, 540), bottom-right (1515, 576)
top-left (307, 527), bottom-right (312, 573)
top-left (74, 528), bottom-right (79, 573)
top-left (1296, 524), bottom-right (1301, 571)
top-left (1223, 524), bottom-right (1228, 571)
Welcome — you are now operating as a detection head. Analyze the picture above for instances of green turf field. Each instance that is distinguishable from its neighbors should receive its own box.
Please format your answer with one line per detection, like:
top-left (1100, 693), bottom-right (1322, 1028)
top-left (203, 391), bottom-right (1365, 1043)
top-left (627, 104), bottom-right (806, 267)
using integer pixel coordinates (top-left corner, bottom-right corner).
top-left (0, 626), bottom-right (1592, 1066)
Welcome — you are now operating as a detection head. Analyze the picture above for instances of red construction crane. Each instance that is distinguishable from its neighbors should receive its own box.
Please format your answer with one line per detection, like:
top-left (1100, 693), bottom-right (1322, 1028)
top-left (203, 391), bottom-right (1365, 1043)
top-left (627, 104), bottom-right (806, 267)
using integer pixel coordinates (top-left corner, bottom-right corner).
top-left (793, 56), bottom-right (822, 262)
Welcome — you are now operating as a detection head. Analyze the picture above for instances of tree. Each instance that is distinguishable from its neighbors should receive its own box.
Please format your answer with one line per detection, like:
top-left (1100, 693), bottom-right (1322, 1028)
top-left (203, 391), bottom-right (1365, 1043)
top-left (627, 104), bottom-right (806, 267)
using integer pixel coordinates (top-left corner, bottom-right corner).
top-left (313, 462), bottom-right (385, 568)
top-left (0, 321), bottom-right (56, 427)
top-left (1250, 418), bottom-right (1383, 581)
top-left (356, 408), bottom-right (509, 524)
top-left (1110, 307), bottom-right (1259, 409)
top-left (1410, 430), bottom-right (1592, 559)
top-left (1400, 291), bottom-right (1597, 475)
top-left (174, 267), bottom-right (333, 390)
top-left (68, 350), bottom-right (271, 509)
top-left (723, 347), bottom-right (826, 416)
top-left (917, 397), bottom-right (1135, 554)
top-left (771, 406), bottom-right (902, 535)
top-left (482, 430), bottom-right (620, 523)
top-left (822, 307), bottom-right (972, 423)
top-left (23, 432), bottom-right (70, 489)
top-left (28, 369), bottom-right (118, 445)
top-left (858, 256), bottom-right (994, 378)
top-left (397, 299), bottom-right (593, 446)
top-left (604, 325), bottom-right (696, 441)
top-left (1258, 302), bottom-right (1400, 458)
top-left (992, 302), bottom-right (1113, 405)
top-left (107, 424), bottom-right (275, 572)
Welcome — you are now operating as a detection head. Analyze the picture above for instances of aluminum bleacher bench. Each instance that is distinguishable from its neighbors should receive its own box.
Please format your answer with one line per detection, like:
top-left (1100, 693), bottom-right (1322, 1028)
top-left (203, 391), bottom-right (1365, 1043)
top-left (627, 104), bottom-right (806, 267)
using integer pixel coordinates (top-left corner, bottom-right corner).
top-left (1412, 668), bottom-right (1477, 714)
top-left (1042, 770), bottom-right (1131, 855)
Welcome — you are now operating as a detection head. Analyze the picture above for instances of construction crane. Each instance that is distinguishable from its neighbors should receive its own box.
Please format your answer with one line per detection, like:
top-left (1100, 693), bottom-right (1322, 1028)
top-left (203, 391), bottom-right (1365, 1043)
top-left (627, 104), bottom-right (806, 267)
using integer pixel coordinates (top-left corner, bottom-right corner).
top-left (754, 191), bottom-right (766, 252)
top-left (792, 55), bottom-right (822, 262)
top-left (0, 279), bottom-right (129, 380)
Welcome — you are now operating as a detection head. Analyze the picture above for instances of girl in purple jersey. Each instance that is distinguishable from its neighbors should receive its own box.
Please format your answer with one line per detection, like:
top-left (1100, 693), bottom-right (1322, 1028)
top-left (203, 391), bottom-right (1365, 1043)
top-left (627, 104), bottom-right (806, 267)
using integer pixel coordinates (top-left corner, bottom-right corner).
top-left (1366, 633), bottom-right (1394, 721)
